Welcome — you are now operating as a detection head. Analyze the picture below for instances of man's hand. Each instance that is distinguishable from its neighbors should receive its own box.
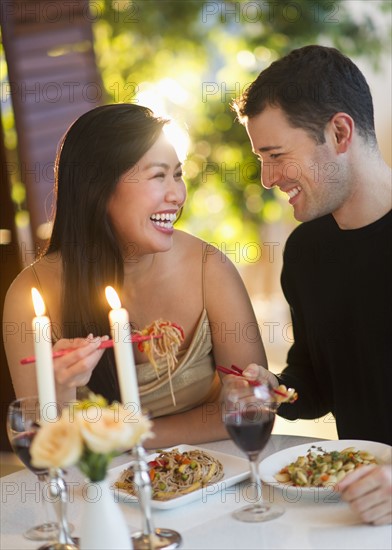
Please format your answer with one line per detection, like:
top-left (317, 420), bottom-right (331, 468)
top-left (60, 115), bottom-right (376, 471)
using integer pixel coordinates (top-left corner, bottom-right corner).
top-left (242, 363), bottom-right (279, 387)
top-left (337, 464), bottom-right (392, 525)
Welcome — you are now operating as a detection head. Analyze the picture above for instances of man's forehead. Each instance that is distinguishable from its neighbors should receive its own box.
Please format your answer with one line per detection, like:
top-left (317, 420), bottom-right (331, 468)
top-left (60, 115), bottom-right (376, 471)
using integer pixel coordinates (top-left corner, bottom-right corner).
top-left (246, 110), bottom-right (286, 149)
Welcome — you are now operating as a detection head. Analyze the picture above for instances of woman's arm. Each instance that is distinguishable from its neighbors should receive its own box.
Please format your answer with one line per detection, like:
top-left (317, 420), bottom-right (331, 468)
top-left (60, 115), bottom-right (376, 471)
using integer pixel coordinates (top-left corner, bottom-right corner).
top-left (203, 244), bottom-right (268, 371)
top-left (143, 390), bottom-right (228, 449)
top-left (143, 243), bottom-right (268, 448)
top-left (3, 266), bottom-right (107, 405)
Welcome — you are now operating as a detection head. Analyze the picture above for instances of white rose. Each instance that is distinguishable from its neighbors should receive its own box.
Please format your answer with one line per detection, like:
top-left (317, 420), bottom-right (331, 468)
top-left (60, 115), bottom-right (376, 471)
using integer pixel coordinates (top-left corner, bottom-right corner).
top-left (126, 412), bottom-right (154, 447)
top-left (31, 415), bottom-right (83, 469)
top-left (77, 407), bottom-right (153, 454)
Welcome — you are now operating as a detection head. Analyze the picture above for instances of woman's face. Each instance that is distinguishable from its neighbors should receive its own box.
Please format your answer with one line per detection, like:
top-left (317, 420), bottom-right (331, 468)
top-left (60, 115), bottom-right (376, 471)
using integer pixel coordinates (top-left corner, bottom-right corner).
top-left (107, 132), bottom-right (186, 257)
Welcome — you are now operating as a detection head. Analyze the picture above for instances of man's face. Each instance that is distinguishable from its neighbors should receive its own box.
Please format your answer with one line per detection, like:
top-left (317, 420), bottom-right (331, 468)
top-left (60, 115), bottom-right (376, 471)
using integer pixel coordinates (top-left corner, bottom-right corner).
top-left (245, 105), bottom-right (350, 222)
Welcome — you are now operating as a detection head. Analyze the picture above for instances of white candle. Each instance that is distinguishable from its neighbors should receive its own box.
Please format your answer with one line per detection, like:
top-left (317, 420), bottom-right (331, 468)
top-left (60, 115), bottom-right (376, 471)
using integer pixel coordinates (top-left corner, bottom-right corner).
top-left (31, 288), bottom-right (56, 420)
top-left (105, 286), bottom-right (140, 410)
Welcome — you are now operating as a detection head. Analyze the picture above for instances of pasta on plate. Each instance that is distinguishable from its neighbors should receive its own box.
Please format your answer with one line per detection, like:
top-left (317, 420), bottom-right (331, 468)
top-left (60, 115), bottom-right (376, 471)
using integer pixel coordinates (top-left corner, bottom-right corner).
top-left (115, 447), bottom-right (224, 500)
top-left (274, 445), bottom-right (378, 487)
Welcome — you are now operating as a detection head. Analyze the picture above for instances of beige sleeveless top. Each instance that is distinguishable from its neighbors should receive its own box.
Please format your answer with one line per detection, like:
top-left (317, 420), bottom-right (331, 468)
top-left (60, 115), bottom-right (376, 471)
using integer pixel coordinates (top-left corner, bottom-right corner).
top-left (31, 250), bottom-right (220, 419)
top-left (138, 308), bottom-right (220, 418)
top-left (137, 245), bottom-right (220, 418)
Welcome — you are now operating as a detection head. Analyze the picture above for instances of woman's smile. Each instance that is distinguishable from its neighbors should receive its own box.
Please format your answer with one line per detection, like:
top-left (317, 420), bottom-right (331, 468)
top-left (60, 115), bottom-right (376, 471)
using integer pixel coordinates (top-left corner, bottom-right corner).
top-left (108, 133), bottom-right (186, 252)
top-left (150, 211), bottom-right (178, 233)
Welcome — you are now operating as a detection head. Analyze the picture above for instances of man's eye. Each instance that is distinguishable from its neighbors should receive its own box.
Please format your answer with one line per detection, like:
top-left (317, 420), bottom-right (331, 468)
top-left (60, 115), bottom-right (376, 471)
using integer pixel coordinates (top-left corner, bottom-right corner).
top-left (153, 173), bottom-right (165, 179)
top-left (270, 154), bottom-right (281, 160)
top-left (174, 171), bottom-right (183, 179)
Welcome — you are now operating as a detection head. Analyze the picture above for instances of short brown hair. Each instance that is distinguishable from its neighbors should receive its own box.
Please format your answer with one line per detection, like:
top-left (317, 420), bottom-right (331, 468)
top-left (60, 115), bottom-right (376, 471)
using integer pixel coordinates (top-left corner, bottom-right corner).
top-left (233, 45), bottom-right (376, 145)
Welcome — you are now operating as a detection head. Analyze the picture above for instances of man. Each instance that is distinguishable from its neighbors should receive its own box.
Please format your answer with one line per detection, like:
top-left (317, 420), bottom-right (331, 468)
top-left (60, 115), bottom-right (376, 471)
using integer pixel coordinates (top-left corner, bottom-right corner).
top-left (233, 45), bottom-right (391, 525)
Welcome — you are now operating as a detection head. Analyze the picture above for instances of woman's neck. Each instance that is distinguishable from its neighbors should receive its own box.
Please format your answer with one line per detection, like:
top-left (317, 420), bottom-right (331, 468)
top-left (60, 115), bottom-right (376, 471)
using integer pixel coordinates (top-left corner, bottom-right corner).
top-left (122, 252), bottom-right (157, 283)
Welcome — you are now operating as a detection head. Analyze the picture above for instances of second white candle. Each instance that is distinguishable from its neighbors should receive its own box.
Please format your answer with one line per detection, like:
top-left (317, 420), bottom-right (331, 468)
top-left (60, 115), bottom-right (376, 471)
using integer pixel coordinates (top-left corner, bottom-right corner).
top-left (105, 286), bottom-right (141, 410)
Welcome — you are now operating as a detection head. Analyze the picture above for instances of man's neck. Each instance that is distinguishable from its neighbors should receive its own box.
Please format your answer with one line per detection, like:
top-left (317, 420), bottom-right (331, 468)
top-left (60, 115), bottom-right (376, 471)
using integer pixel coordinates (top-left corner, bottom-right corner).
top-left (333, 154), bottom-right (391, 229)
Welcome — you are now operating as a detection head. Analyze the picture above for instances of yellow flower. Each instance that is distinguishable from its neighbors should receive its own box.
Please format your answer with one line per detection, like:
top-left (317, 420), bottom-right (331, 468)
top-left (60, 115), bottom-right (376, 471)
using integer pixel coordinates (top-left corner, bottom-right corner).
top-left (129, 413), bottom-right (154, 447)
top-left (29, 394), bottom-right (154, 481)
top-left (77, 406), bottom-right (153, 455)
top-left (31, 415), bottom-right (83, 469)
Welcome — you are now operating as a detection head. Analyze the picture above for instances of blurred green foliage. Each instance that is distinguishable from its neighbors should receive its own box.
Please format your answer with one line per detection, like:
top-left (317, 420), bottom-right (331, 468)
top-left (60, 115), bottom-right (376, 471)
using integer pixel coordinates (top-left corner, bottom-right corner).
top-left (2, 1), bottom-right (390, 251)
top-left (92, 0), bottom-right (391, 248)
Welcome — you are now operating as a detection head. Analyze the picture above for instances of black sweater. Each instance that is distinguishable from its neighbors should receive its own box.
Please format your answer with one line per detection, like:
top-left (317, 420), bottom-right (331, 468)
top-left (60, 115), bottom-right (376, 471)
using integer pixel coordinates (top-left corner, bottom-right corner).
top-left (277, 211), bottom-right (392, 445)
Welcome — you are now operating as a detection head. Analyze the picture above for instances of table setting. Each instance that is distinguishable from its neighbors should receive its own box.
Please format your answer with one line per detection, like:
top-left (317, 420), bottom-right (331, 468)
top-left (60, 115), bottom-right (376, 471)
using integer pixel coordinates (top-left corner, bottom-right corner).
top-left (1, 286), bottom-right (391, 550)
top-left (2, 433), bottom-right (392, 550)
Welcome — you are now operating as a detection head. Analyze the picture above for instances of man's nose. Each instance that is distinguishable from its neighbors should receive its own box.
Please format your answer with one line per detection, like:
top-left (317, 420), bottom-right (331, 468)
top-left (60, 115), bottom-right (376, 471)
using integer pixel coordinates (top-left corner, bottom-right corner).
top-left (261, 161), bottom-right (280, 189)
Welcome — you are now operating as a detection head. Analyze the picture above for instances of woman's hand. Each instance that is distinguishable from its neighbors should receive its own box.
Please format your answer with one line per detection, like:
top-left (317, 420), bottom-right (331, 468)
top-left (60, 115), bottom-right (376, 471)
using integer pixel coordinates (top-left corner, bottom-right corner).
top-left (337, 464), bottom-right (392, 525)
top-left (52, 334), bottom-right (109, 389)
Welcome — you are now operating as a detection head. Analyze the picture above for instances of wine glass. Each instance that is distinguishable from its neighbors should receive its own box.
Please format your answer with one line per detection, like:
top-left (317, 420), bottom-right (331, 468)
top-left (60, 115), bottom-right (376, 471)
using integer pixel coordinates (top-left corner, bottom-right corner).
top-left (6, 396), bottom-right (59, 541)
top-left (222, 379), bottom-right (284, 522)
top-left (130, 442), bottom-right (182, 549)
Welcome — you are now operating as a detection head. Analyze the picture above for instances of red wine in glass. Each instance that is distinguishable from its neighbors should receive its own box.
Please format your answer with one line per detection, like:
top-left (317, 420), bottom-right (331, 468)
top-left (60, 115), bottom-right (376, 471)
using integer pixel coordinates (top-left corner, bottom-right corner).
top-left (223, 381), bottom-right (284, 522)
top-left (225, 408), bottom-right (275, 456)
top-left (6, 397), bottom-right (59, 541)
top-left (10, 431), bottom-right (48, 476)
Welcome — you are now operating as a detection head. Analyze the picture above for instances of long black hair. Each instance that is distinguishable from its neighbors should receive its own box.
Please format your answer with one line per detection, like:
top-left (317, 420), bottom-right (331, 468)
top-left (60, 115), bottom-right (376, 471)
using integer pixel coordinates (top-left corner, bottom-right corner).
top-left (45, 103), bottom-right (168, 400)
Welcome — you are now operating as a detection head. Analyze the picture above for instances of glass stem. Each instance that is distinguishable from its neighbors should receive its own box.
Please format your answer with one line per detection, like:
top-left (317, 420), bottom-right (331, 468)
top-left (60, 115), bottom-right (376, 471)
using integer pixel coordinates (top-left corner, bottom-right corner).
top-left (248, 456), bottom-right (264, 510)
top-left (37, 474), bottom-right (54, 531)
top-left (48, 468), bottom-right (75, 546)
top-left (133, 445), bottom-right (156, 549)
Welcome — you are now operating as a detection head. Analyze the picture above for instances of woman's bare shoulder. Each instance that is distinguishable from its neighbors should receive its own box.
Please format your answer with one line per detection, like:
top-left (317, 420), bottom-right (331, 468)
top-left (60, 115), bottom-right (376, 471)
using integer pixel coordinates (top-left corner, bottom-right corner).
top-left (173, 229), bottom-right (223, 256)
top-left (5, 256), bottom-right (62, 306)
top-left (3, 265), bottom-right (39, 331)
top-left (6, 263), bottom-right (37, 298)
top-left (173, 228), bottom-right (203, 246)
top-left (172, 229), bottom-right (238, 273)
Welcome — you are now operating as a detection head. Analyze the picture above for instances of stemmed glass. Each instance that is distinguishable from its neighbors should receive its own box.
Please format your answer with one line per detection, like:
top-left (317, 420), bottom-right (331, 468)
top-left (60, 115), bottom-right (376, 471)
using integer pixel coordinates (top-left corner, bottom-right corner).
top-left (130, 444), bottom-right (182, 550)
top-left (222, 379), bottom-right (284, 522)
top-left (6, 397), bottom-right (59, 541)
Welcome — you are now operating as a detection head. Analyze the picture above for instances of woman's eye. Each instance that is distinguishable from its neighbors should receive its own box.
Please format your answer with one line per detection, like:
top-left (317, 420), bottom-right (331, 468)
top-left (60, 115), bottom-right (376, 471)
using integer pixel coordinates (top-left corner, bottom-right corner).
top-left (270, 154), bottom-right (281, 160)
top-left (174, 171), bottom-right (183, 180)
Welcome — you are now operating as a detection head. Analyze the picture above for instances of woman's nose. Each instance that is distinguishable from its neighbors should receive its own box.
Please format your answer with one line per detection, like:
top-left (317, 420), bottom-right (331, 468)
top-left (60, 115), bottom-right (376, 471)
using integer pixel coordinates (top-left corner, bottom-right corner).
top-left (166, 178), bottom-right (186, 205)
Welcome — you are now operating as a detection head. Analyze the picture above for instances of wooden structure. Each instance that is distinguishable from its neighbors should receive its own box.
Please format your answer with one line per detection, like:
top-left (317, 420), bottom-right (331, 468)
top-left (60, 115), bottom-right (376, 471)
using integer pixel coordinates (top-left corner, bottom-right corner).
top-left (1, 0), bottom-right (103, 249)
top-left (0, 109), bottom-right (19, 451)
top-left (0, 0), bottom-right (103, 450)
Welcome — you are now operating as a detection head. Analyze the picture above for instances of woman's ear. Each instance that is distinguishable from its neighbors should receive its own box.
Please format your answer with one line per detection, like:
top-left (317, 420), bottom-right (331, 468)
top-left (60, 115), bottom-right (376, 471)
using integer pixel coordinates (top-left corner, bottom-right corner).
top-left (328, 112), bottom-right (354, 153)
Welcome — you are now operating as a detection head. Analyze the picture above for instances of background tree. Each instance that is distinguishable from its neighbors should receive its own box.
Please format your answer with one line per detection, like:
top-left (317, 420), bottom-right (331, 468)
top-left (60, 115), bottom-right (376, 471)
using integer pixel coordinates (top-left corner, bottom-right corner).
top-left (1, 0), bottom-right (390, 250)
top-left (93, 0), bottom-right (391, 248)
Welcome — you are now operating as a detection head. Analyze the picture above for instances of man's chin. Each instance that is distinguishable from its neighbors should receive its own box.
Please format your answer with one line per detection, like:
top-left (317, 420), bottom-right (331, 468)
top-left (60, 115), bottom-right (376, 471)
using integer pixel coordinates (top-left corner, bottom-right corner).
top-left (292, 204), bottom-right (330, 223)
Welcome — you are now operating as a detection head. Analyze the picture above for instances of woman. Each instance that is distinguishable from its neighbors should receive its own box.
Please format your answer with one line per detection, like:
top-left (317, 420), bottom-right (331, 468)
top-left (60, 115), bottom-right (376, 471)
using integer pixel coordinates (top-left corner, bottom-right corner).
top-left (3, 103), bottom-right (267, 447)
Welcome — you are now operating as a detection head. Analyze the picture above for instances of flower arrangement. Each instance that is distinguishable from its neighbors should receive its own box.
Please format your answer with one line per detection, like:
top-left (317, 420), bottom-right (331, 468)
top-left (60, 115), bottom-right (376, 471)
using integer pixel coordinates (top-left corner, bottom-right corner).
top-left (30, 394), bottom-right (154, 482)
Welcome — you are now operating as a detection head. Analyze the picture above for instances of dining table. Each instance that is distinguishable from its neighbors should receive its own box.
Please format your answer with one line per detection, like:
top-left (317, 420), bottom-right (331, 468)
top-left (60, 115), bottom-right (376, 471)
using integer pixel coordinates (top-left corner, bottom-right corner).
top-left (1, 433), bottom-right (391, 550)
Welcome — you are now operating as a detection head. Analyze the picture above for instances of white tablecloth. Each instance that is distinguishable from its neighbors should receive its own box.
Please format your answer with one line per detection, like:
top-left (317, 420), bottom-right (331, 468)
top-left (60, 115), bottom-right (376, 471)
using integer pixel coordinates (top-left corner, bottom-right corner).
top-left (1, 435), bottom-right (391, 550)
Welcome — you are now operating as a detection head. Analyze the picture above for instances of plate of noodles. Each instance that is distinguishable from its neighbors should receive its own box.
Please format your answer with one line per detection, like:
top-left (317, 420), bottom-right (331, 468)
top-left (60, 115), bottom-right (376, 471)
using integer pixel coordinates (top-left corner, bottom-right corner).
top-left (108, 445), bottom-right (250, 509)
top-left (259, 439), bottom-right (392, 499)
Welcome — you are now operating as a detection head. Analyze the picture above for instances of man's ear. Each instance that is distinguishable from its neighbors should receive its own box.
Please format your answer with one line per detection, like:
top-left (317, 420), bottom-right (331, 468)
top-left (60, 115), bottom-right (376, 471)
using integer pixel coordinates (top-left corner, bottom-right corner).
top-left (328, 112), bottom-right (354, 153)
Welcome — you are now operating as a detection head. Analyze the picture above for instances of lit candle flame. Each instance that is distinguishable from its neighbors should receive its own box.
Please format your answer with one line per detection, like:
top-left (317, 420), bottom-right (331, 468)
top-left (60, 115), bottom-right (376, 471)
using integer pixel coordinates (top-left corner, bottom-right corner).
top-left (31, 287), bottom-right (46, 317)
top-left (105, 286), bottom-right (121, 310)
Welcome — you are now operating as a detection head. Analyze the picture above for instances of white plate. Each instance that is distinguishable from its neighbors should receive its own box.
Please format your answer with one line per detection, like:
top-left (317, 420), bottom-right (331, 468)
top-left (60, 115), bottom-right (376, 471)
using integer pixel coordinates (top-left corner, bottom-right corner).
top-left (259, 439), bottom-right (392, 499)
top-left (108, 444), bottom-right (250, 510)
